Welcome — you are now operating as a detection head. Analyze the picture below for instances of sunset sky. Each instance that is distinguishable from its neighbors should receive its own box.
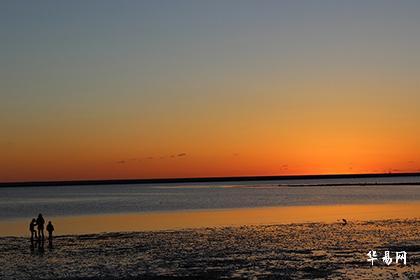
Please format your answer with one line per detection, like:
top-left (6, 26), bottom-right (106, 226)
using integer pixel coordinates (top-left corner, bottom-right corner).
top-left (1, 1), bottom-right (420, 182)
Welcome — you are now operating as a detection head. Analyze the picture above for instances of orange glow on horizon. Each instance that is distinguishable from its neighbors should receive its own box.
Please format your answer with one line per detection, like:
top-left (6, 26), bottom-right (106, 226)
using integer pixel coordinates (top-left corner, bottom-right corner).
top-left (2, 1), bottom-right (420, 182)
top-left (1, 202), bottom-right (419, 236)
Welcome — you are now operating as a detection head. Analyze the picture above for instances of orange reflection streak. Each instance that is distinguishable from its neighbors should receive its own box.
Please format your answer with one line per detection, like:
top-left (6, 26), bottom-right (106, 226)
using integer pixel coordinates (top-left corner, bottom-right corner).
top-left (1, 202), bottom-right (419, 236)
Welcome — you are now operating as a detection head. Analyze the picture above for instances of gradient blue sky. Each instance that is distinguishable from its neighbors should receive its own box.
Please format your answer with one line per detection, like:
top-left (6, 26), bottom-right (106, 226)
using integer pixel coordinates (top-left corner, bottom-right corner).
top-left (1, 1), bottom-right (420, 181)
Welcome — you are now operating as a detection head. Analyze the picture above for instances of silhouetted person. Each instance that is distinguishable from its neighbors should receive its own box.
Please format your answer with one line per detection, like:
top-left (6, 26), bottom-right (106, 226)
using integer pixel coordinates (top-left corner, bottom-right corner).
top-left (46, 221), bottom-right (54, 247)
top-left (36, 213), bottom-right (45, 240)
top-left (29, 218), bottom-right (37, 240)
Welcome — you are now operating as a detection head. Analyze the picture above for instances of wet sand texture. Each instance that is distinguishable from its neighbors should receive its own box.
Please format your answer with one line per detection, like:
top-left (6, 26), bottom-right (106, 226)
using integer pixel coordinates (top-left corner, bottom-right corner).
top-left (0, 219), bottom-right (419, 279)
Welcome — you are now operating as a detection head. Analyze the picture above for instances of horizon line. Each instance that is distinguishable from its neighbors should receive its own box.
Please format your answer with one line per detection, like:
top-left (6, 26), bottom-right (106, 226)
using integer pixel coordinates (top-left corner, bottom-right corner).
top-left (1, 172), bottom-right (420, 188)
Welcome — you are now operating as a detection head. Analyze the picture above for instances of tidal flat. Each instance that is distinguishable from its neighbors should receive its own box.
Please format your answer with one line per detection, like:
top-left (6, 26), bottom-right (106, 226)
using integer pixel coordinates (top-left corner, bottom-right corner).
top-left (0, 219), bottom-right (419, 279)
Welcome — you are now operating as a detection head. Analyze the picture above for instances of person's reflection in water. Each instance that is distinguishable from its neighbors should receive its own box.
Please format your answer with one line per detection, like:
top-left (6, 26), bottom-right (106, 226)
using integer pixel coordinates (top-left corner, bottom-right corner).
top-left (30, 238), bottom-right (35, 253)
top-left (37, 239), bottom-right (45, 254)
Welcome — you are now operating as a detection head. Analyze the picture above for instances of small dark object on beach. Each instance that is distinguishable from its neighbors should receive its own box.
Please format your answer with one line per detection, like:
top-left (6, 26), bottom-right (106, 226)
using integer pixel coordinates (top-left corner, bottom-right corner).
top-left (342, 219), bottom-right (347, 225)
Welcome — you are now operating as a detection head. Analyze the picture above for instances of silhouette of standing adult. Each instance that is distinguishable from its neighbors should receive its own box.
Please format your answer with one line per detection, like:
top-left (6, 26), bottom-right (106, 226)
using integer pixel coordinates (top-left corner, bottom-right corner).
top-left (36, 213), bottom-right (45, 241)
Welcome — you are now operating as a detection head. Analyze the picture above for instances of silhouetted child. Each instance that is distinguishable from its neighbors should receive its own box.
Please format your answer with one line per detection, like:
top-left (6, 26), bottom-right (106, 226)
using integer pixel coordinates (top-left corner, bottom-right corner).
top-left (36, 213), bottom-right (45, 240)
top-left (29, 218), bottom-right (37, 240)
top-left (46, 221), bottom-right (54, 241)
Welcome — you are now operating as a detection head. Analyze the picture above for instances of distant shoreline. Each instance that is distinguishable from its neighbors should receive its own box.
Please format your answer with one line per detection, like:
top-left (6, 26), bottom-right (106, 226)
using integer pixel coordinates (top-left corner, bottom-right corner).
top-left (278, 182), bottom-right (420, 187)
top-left (1, 172), bottom-right (420, 188)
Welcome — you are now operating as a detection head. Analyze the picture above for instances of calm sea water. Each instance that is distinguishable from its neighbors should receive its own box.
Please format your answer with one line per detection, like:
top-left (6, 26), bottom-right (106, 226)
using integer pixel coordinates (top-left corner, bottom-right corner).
top-left (0, 176), bottom-right (419, 221)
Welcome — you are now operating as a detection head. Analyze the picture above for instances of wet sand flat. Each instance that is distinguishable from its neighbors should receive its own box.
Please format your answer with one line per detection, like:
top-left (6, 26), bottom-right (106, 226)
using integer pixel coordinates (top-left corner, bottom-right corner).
top-left (0, 219), bottom-right (419, 279)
